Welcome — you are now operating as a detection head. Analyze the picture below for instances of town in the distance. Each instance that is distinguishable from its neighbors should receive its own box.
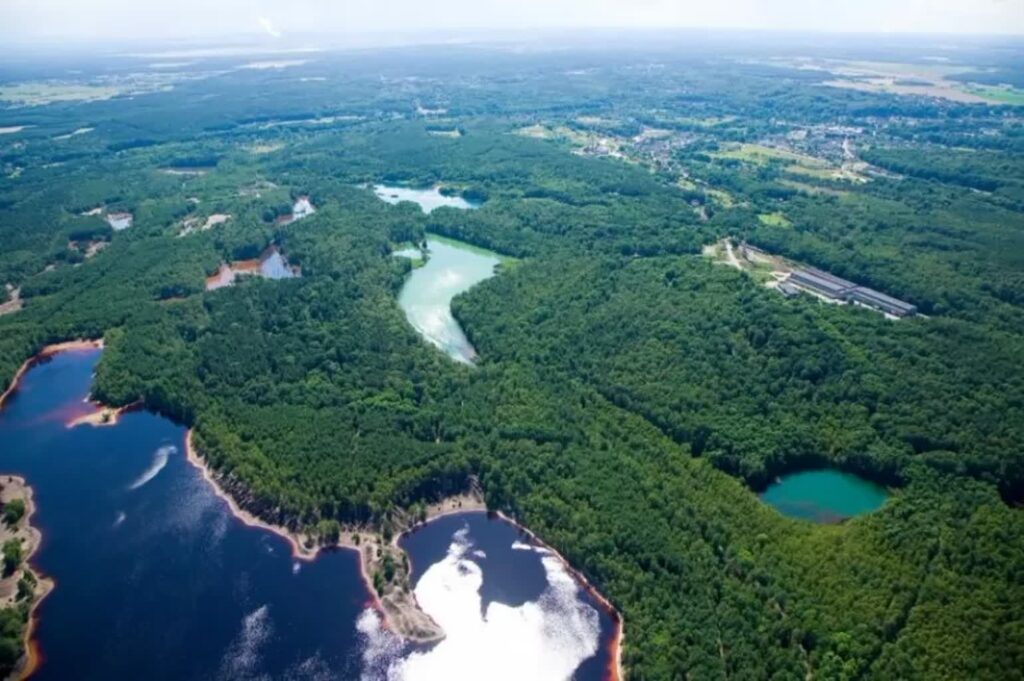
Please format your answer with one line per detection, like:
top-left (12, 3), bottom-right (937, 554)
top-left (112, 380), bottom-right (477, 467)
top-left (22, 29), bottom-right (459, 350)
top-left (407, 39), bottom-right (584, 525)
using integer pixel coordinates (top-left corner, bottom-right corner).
top-left (0, 9), bottom-right (1022, 681)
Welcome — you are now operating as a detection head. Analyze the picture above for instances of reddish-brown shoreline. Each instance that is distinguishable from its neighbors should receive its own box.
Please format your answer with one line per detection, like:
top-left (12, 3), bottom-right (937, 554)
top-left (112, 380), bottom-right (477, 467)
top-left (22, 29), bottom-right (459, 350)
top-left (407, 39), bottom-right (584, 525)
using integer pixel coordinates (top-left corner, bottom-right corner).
top-left (0, 478), bottom-right (55, 681)
top-left (0, 340), bottom-right (104, 680)
top-left (187, 423), bottom-right (625, 677)
top-left (18, 487), bottom-right (54, 681)
top-left (0, 340), bottom-right (104, 411)
top-left (491, 511), bottom-right (624, 681)
top-left (4, 342), bottom-right (625, 678)
top-left (183, 429), bottom-right (450, 641)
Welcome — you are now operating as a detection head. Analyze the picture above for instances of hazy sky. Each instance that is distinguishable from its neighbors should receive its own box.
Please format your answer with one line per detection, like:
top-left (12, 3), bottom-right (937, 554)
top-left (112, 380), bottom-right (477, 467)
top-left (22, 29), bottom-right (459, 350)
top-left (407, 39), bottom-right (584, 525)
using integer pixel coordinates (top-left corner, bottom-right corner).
top-left (1, 0), bottom-right (1022, 44)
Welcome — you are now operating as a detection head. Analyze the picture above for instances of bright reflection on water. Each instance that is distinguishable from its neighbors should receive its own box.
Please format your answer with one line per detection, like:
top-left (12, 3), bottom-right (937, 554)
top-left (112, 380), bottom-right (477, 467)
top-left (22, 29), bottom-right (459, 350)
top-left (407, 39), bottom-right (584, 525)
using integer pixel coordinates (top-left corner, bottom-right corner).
top-left (396, 237), bottom-right (501, 364)
top-left (392, 248), bottom-right (423, 260)
top-left (259, 249), bottom-right (298, 279)
top-left (358, 513), bottom-right (617, 681)
top-left (291, 196), bottom-right (316, 220)
top-left (373, 185), bottom-right (478, 214)
top-left (0, 350), bottom-right (616, 680)
top-left (0, 349), bottom-right (371, 680)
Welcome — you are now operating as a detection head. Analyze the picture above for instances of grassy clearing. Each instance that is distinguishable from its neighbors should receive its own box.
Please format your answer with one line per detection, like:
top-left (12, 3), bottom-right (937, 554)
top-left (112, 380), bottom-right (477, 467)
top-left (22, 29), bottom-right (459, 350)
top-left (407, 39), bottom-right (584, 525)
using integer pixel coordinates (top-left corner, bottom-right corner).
top-left (778, 179), bottom-right (852, 197)
top-left (828, 59), bottom-right (974, 79)
top-left (0, 83), bottom-right (123, 106)
top-left (515, 124), bottom-right (595, 146)
top-left (968, 85), bottom-right (1024, 106)
top-left (784, 164), bottom-right (867, 183)
top-left (822, 78), bottom-right (990, 105)
top-left (715, 142), bottom-right (871, 180)
top-left (716, 143), bottom-right (830, 168)
top-left (515, 124), bottom-right (554, 139)
top-left (246, 143), bottom-right (285, 155)
top-left (706, 188), bottom-right (735, 208)
top-left (575, 115), bottom-right (621, 127)
top-left (758, 212), bottom-right (791, 228)
top-left (675, 115), bottom-right (736, 127)
top-left (784, 164), bottom-right (837, 180)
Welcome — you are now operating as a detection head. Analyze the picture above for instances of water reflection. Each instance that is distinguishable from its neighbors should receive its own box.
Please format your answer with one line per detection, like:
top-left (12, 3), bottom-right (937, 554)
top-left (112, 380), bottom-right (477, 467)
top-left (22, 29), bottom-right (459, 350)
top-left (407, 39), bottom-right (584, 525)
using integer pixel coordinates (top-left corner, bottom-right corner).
top-left (0, 350), bottom-right (369, 680)
top-left (1, 350), bottom-right (616, 680)
top-left (374, 185), bottom-right (478, 214)
top-left (359, 513), bottom-right (617, 681)
top-left (396, 237), bottom-right (501, 364)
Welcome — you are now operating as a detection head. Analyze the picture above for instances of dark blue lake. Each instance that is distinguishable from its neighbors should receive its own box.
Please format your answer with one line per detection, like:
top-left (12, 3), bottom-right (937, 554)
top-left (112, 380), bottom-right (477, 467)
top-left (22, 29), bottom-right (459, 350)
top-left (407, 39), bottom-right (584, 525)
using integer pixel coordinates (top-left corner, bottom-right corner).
top-left (0, 349), bottom-right (618, 680)
top-left (390, 513), bottom-right (619, 681)
top-left (1, 348), bottom-right (370, 680)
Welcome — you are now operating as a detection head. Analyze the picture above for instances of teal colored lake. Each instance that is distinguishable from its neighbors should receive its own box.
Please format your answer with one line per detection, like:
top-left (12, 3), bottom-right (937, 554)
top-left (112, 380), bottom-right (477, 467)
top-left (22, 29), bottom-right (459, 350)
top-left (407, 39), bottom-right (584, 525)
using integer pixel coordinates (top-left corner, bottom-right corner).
top-left (760, 470), bottom-right (888, 523)
top-left (396, 236), bottom-right (502, 364)
top-left (374, 185), bottom-right (478, 213)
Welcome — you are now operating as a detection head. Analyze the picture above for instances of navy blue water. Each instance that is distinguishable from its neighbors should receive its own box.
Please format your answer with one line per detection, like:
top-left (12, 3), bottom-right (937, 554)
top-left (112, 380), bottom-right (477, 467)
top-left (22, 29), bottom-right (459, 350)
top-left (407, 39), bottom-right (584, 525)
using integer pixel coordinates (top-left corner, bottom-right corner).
top-left (0, 349), bottom-right (371, 680)
top-left (400, 512), bottom-right (618, 681)
top-left (1, 349), bottom-right (617, 680)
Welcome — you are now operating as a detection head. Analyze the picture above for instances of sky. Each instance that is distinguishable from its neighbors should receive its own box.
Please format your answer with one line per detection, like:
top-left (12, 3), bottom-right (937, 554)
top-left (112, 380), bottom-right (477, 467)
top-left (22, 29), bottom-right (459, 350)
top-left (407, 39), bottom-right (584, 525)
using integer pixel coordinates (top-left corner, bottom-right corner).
top-left (1, 0), bottom-right (1022, 44)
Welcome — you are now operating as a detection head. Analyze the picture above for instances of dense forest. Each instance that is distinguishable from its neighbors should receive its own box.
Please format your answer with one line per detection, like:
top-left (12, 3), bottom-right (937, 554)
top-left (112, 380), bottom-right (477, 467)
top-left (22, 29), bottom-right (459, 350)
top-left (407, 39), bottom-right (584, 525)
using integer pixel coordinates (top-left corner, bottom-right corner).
top-left (1, 39), bottom-right (1023, 679)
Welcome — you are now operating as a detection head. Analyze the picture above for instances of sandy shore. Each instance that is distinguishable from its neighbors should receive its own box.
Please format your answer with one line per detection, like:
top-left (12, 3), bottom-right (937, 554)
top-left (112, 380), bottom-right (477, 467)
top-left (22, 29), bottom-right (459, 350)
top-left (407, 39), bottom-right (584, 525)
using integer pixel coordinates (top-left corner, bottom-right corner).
top-left (0, 340), bottom-right (104, 680)
top-left (0, 476), bottom-right (55, 681)
top-left (185, 430), bottom-right (624, 670)
top-left (0, 286), bottom-right (21, 318)
top-left (1, 340), bottom-right (625, 674)
top-left (402, 507), bottom-right (624, 680)
top-left (65, 401), bottom-right (141, 429)
top-left (184, 430), bottom-right (486, 643)
top-left (0, 339), bottom-right (104, 411)
top-left (183, 430), bottom-right (319, 560)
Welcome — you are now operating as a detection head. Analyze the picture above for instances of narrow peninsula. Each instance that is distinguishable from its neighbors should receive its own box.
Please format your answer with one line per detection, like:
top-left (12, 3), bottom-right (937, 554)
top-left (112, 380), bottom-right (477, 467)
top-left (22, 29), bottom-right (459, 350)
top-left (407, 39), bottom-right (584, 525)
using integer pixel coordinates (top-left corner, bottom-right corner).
top-left (0, 477), bottom-right (53, 681)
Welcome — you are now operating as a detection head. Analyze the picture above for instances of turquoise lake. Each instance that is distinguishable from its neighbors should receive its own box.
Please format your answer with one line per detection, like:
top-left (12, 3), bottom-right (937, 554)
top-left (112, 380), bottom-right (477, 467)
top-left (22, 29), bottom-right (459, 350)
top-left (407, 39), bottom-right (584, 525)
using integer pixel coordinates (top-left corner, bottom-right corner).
top-left (760, 470), bottom-right (889, 523)
top-left (396, 236), bottom-right (503, 364)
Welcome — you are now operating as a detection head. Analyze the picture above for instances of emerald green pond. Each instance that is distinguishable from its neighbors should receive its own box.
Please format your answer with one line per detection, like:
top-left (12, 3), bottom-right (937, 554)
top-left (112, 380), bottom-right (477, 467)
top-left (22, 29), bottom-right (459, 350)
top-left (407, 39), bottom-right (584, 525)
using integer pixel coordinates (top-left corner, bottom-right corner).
top-left (760, 470), bottom-right (889, 523)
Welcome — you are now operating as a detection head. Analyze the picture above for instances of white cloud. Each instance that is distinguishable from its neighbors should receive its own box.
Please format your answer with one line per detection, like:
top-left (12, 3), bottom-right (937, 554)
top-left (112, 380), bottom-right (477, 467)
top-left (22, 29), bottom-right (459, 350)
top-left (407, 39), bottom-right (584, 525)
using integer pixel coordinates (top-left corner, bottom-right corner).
top-left (258, 16), bottom-right (282, 38)
top-left (0, 0), bottom-right (1022, 43)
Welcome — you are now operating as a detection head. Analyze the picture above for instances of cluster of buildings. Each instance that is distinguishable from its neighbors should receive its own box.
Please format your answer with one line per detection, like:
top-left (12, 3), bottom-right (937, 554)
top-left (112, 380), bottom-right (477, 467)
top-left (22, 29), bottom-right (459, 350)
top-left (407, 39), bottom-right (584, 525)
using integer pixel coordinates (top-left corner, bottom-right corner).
top-left (779, 266), bottom-right (917, 318)
top-left (776, 123), bottom-right (869, 165)
top-left (578, 140), bottom-right (624, 158)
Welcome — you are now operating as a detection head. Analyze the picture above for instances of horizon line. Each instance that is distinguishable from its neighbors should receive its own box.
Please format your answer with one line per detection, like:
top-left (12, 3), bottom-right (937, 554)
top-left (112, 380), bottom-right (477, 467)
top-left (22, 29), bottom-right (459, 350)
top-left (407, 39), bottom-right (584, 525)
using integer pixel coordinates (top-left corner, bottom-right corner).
top-left (2, 25), bottom-right (1023, 51)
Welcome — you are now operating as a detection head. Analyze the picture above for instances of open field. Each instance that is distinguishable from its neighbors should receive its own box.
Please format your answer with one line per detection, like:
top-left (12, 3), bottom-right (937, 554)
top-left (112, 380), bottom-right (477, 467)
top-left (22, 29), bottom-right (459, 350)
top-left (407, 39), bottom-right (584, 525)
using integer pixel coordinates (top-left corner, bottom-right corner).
top-left (0, 83), bottom-right (124, 106)
top-left (714, 143), bottom-right (869, 182)
top-left (967, 85), bottom-right (1024, 105)
top-left (822, 77), bottom-right (993, 104)
top-left (715, 142), bottom-right (830, 167)
top-left (761, 57), bottom-right (1021, 105)
top-left (758, 211), bottom-right (791, 227)
top-left (778, 179), bottom-right (852, 197)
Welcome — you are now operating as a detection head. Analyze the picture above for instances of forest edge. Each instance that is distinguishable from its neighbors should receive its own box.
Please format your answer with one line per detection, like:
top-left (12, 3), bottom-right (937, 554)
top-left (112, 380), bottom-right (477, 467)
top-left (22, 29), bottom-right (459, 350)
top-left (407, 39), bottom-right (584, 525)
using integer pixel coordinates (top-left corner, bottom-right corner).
top-left (0, 341), bottom-right (624, 680)
top-left (0, 477), bottom-right (54, 681)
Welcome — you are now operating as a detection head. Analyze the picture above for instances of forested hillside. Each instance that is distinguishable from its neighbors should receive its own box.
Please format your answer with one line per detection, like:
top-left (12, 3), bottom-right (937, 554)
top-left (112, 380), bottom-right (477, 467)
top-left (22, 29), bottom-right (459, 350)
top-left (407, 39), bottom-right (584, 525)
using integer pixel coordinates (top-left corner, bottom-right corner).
top-left (1, 41), bottom-right (1023, 679)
